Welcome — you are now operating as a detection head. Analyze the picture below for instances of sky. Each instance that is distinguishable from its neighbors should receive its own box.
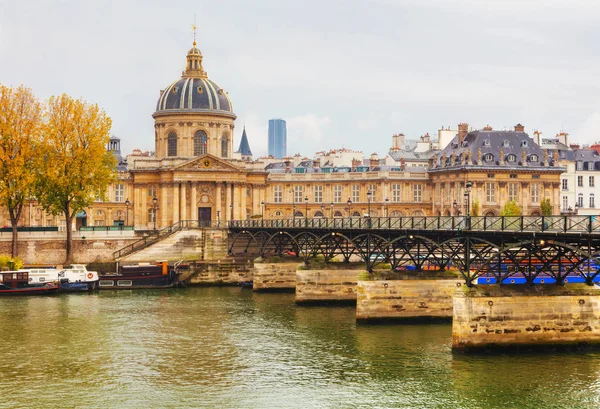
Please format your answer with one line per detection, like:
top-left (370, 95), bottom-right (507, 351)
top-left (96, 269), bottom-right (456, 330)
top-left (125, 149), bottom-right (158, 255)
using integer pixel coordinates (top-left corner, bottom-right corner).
top-left (2, 0), bottom-right (600, 157)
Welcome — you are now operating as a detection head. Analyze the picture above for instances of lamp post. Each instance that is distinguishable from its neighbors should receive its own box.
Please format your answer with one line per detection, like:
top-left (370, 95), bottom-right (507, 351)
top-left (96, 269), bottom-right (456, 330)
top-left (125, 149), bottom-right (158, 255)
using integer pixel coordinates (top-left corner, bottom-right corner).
top-left (385, 197), bottom-right (389, 218)
top-left (216, 210), bottom-right (221, 226)
top-left (367, 190), bottom-right (372, 217)
top-left (261, 200), bottom-right (264, 220)
top-left (304, 196), bottom-right (309, 222)
top-left (347, 198), bottom-right (352, 217)
top-left (230, 203), bottom-right (233, 221)
top-left (330, 202), bottom-right (334, 218)
top-left (320, 204), bottom-right (325, 217)
top-left (453, 200), bottom-right (457, 216)
top-left (465, 181), bottom-right (472, 216)
top-left (575, 203), bottom-right (579, 215)
top-left (152, 195), bottom-right (159, 231)
top-left (124, 198), bottom-right (131, 227)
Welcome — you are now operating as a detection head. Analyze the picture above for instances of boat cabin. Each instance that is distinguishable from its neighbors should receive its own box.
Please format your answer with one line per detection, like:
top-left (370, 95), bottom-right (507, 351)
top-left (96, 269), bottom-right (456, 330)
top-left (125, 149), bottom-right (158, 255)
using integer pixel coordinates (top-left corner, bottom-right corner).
top-left (0, 271), bottom-right (29, 289)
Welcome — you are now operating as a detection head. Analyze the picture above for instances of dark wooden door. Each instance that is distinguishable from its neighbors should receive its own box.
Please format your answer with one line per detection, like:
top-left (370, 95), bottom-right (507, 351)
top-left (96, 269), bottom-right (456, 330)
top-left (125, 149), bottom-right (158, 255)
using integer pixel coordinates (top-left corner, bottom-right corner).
top-left (198, 207), bottom-right (212, 227)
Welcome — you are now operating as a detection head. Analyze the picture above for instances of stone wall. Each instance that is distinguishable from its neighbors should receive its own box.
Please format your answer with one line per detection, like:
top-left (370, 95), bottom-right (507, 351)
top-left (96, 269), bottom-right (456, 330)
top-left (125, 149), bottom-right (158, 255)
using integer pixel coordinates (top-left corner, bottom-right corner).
top-left (253, 262), bottom-right (298, 291)
top-left (296, 269), bottom-right (358, 304)
top-left (187, 261), bottom-right (253, 285)
top-left (453, 285), bottom-right (600, 351)
top-left (357, 279), bottom-right (462, 322)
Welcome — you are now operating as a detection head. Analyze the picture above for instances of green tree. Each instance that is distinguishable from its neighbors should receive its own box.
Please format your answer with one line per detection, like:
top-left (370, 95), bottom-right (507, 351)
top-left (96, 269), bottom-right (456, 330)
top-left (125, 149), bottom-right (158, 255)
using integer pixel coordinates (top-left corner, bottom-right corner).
top-left (540, 198), bottom-right (552, 216)
top-left (500, 200), bottom-right (522, 216)
top-left (471, 199), bottom-right (480, 216)
top-left (0, 85), bottom-right (43, 257)
top-left (36, 94), bottom-right (116, 263)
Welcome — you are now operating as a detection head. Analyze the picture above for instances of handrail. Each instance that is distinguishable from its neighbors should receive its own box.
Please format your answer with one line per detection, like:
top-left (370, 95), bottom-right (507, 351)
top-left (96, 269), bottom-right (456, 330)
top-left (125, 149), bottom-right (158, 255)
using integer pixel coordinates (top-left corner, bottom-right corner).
top-left (112, 220), bottom-right (224, 259)
top-left (228, 215), bottom-right (600, 234)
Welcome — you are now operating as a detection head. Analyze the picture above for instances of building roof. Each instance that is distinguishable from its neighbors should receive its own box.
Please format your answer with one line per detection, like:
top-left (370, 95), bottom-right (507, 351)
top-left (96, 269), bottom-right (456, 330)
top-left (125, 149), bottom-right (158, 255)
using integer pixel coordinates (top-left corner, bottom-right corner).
top-left (236, 127), bottom-right (253, 156)
top-left (573, 149), bottom-right (600, 170)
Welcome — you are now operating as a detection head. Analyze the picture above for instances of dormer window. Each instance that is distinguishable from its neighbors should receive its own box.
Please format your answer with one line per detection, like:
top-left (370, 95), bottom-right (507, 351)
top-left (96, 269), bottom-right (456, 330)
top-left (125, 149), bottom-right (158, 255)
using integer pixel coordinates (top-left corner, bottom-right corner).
top-left (507, 154), bottom-right (516, 162)
top-left (521, 140), bottom-right (528, 147)
top-left (484, 153), bottom-right (494, 162)
top-left (484, 139), bottom-right (490, 146)
top-left (173, 86), bottom-right (179, 94)
top-left (503, 140), bottom-right (510, 148)
top-left (197, 86), bottom-right (203, 94)
top-left (577, 161), bottom-right (583, 170)
top-left (529, 154), bottom-right (538, 162)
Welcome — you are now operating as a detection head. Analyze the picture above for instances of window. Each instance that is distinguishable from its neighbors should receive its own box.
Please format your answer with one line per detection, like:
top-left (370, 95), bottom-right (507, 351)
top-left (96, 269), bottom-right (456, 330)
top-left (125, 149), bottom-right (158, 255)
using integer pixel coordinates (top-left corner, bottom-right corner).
top-left (578, 194), bottom-right (584, 208)
top-left (314, 185), bottom-right (323, 203)
top-left (413, 184), bottom-right (423, 203)
top-left (293, 186), bottom-right (303, 203)
top-left (368, 184), bottom-right (377, 194)
top-left (485, 182), bottom-right (495, 202)
top-left (221, 134), bottom-right (228, 158)
top-left (591, 194), bottom-right (595, 209)
top-left (507, 154), bottom-right (516, 163)
top-left (521, 140), bottom-right (528, 147)
top-left (529, 154), bottom-right (538, 162)
top-left (484, 139), bottom-right (490, 146)
top-left (590, 176), bottom-right (595, 187)
top-left (530, 183), bottom-right (540, 204)
top-left (193, 130), bottom-right (208, 155)
top-left (148, 185), bottom-right (157, 198)
top-left (484, 153), bottom-right (494, 162)
top-left (562, 179), bottom-right (568, 191)
top-left (115, 184), bottom-right (124, 202)
top-left (578, 176), bottom-right (584, 187)
top-left (273, 186), bottom-right (282, 203)
top-left (392, 184), bottom-right (401, 202)
top-left (487, 174), bottom-right (495, 178)
top-left (167, 132), bottom-right (177, 157)
top-left (352, 185), bottom-right (360, 203)
top-left (509, 183), bottom-right (518, 202)
top-left (563, 196), bottom-right (568, 211)
top-left (510, 174), bottom-right (517, 179)
top-left (333, 186), bottom-right (342, 203)
top-left (532, 175), bottom-right (540, 179)
top-left (577, 161), bottom-right (583, 170)
top-left (148, 208), bottom-right (156, 223)
top-left (503, 140), bottom-right (510, 147)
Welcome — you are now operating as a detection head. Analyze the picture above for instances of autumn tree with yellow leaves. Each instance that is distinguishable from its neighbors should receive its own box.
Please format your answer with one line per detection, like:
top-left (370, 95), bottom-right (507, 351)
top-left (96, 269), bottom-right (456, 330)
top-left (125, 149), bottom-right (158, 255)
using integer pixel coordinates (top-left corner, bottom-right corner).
top-left (0, 85), bottom-right (43, 257)
top-left (36, 94), bottom-right (116, 263)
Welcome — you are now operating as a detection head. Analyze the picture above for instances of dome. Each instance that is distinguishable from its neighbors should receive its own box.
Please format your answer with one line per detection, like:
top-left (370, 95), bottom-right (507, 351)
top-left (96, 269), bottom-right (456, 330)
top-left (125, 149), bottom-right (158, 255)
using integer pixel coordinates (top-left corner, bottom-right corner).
top-left (155, 77), bottom-right (234, 115)
top-left (154, 43), bottom-right (234, 118)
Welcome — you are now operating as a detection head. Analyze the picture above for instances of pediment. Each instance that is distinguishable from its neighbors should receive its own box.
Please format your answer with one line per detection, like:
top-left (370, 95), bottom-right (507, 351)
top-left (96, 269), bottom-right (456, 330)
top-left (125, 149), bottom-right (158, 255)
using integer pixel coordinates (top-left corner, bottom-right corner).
top-left (173, 154), bottom-right (242, 172)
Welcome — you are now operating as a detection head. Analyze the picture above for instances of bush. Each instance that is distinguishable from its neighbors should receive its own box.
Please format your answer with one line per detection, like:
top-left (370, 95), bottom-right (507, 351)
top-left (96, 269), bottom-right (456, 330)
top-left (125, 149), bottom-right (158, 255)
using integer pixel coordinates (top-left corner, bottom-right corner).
top-left (0, 254), bottom-right (24, 270)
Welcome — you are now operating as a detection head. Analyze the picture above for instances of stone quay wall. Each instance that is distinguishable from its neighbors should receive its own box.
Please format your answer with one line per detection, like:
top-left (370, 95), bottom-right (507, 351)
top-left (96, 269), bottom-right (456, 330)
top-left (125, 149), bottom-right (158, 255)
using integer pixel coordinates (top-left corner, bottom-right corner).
top-left (357, 279), bottom-right (462, 322)
top-left (187, 261), bottom-right (253, 285)
top-left (252, 262), bottom-right (299, 291)
top-left (296, 269), bottom-right (358, 304)
top-left (453, 285), bottom-right (600, 351)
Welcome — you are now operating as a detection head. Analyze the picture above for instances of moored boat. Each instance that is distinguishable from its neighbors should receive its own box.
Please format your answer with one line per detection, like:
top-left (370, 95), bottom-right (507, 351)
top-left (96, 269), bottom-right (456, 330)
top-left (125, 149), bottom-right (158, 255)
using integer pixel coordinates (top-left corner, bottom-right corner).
top-left (23, 264), bottom-right (99, 292)
top-left (98, 261), bottom-right (179, 289)
top-left (0, 271), bottom-right (59, 296)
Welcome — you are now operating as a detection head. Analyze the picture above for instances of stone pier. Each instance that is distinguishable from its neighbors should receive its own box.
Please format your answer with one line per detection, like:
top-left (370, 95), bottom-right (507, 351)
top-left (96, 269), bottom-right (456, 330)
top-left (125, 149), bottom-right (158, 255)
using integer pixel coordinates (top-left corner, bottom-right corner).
top-left (252, 261), bottom-right (298, 291)
top-left (295, 268), bottom-right (358, 304)
top-left (357, 279), bottom-right (462, 322)
top-left (453, 285), bottom-right (600, 351)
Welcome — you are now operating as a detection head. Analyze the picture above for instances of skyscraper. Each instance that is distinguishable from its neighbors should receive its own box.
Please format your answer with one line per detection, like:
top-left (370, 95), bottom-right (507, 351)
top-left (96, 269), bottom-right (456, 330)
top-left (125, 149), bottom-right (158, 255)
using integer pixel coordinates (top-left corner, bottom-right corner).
top-left (268, 119), bottom-right (287, 158)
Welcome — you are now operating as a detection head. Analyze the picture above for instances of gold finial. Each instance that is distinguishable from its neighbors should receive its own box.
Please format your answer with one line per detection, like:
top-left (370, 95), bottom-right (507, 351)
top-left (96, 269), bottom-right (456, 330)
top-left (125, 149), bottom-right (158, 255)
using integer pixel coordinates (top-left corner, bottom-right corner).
top-left (192, 14), bottom-right (197, 47)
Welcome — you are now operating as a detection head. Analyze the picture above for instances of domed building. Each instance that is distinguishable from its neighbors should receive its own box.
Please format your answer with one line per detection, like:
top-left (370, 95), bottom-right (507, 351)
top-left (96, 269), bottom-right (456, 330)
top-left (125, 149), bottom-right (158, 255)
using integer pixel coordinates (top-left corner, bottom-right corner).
top-left (123, 42), bottom-right (267, 229)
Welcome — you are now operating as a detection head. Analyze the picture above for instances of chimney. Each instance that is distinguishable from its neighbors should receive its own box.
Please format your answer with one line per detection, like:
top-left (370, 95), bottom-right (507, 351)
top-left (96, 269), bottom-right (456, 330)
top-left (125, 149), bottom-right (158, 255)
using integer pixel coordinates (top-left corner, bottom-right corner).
top-left (570, 143), bottom-right (580, 150)
top-left (313, 159), bottom-right (320, 169)
top-left (369, 153), bottom-right (379, 171)
top-left (351, 158), bottom-right (361, 172)
top-left (514, 123), bottom-right (525, 132)
top-left (284, 158), bottom-right (292, 173)
top-left (458, 123), bottom-right (469, 145)
top-left (483, 124), bottom-right (493, 131)
top-left (392, 133), bottom-right (405, 149)
top-left (400, 157), bottom-right (406, 171)
top-left (533, 130), bottom-right (542, 145)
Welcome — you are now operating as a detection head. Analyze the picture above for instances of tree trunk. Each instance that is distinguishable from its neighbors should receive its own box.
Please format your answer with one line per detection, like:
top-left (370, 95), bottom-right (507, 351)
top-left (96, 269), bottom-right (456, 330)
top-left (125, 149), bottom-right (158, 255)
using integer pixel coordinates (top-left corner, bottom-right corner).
top-left (8, 203), bottom-right (23, 258)
top-left (64, 202), bottom-right (73, 264)
top-left (11, 224), bottom-right (18, 258)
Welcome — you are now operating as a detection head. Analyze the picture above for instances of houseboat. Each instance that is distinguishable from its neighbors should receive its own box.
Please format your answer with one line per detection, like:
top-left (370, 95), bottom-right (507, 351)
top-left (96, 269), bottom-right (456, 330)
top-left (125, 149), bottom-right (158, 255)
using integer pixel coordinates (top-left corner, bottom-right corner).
top-left (0, 271), bottom-right (59, 296)
top-left (98, 261), bottom-right (179, 289)
top-left (25, 265), bottom-right (99, 292)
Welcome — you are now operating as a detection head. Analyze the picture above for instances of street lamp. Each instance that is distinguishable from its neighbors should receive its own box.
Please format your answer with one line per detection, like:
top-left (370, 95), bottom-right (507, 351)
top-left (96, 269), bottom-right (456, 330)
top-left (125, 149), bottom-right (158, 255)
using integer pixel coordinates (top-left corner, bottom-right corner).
top-left (304, 196), bottom-right (309, 222)
top-left (216, 210), bottom-right (221, 225)
top-left (293, 203), bottom-right (296, 218)
top-left (330, 202), bottom-right (334, 218)
top-left (367, 190), bottom-right (372, 217)
top-left (230, 203), bottom-right (233, 221)
top-left (347, 198), bottom-right (352, 217)
top-left (320, 204), bottom-right (325, 217)
top-left (465, 181), bottom-right (472, 216)
top-left (385, 197), bottom-right (389, 218)
top-left (453, 200), bottom-right (457, 216)
top-left (124, 198), bottom-right (131, 227)
top-left (575, 203), bottom-right (580, 215)
top-left (261, 200), bottom-right (265, 220)
top-left (152, 195), bottom-right (159, 231)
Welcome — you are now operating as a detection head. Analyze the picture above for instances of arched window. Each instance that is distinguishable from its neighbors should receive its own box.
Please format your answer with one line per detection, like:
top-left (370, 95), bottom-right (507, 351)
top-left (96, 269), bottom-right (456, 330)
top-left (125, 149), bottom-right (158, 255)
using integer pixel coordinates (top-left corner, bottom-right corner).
top-left (294, 211), bottom-right (303, 218)
top-left (507, 154), bottom-right (516, 162)
top-left (484, 153), bottom-right (494, 162)
top-left (333, 211), bottom-right (343, 218)
top-left (390, 210), bottom-right (403, 217)
top-left (529, 154), bottom-right (538, 162)
top-left (221, 134), bottom-right (229, 158)
top-left (352, 211), bottom-right (361, 217)
top-left (193, 130), bottom-right (207, 156)
top-left (167, 132), bottom-right (177, 157)
top-left (314, 211), bottom-right (324, 218)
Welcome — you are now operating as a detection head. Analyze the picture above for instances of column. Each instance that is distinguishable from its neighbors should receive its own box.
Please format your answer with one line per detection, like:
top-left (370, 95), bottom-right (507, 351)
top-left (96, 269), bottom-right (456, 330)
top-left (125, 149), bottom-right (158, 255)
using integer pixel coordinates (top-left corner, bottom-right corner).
top-left (241, 184), bottom-right (247, 220)
top-left (172, 183), bottom-right (180, 224)
top-left (160, 184), bottom-right (169, 228)
top-left (134, 185), bottom-right (142, 229)
top-left (180, 183), bottom-right (187, 221)
top-left (225, 183), bottom-right (232, 221)
top-left (141, 187), bottom-right (147, 229)
top-left (233, 184), bottom-right (242, 220)
top-left (215, 183), bottom-right (222, 222)
top-left (190, 183), bottom-right (197, 222)
top-left (252, 185), bottom-right (260, 216)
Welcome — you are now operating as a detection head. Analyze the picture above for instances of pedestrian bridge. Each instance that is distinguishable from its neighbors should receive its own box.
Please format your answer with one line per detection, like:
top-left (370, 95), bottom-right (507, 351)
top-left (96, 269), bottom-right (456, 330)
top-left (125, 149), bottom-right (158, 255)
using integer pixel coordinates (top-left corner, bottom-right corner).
top-left (228, 216), bottom-right (600, 286)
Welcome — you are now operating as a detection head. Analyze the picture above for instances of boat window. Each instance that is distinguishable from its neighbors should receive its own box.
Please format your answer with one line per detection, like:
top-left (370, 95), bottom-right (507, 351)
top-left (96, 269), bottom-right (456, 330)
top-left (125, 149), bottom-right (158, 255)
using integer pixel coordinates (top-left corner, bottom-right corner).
top-left (39, 277), bottom-right (45, 282)
top-left (99, 280), bottom-right (115, 287)
top-left (117, 280), bottom-right (133, 287)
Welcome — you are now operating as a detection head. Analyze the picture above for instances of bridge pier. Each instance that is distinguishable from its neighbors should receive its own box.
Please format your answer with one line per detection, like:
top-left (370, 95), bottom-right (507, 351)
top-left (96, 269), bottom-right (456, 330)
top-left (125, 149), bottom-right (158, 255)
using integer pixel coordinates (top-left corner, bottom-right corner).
top-left (295, 268), bottom-right (358, 304)
top-left (453, 285), bottom-right (600, 351)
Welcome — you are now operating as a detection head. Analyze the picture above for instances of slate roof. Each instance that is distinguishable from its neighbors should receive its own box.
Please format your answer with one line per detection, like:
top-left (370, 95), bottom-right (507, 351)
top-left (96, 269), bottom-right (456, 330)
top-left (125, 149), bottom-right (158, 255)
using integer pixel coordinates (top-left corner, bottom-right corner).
top-left (236, 127), bottom-right (253, 156)
top-left (573, 149), bottom-right (600, 170)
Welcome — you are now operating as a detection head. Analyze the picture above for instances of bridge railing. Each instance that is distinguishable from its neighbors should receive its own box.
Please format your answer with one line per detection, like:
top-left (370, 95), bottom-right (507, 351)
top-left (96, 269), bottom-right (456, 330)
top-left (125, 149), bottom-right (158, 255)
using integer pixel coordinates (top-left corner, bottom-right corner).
top-left (229, 215), bottom-right (600, 234)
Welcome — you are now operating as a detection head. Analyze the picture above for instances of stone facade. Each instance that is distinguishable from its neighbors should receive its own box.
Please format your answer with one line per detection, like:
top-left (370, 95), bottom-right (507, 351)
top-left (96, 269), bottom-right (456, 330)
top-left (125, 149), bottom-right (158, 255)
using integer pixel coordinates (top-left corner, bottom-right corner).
top-left (453, 285), bottom-right (600, 351)
top-left (252, 262), bottom-right (298, 291)
top-left (357, 279), bottom-right (462, 322)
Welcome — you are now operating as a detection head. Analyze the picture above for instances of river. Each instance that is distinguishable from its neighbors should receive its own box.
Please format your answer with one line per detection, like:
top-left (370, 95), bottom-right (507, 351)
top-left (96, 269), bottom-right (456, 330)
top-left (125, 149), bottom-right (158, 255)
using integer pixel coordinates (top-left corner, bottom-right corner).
top-left (1, 287), bottom-right (599, 408)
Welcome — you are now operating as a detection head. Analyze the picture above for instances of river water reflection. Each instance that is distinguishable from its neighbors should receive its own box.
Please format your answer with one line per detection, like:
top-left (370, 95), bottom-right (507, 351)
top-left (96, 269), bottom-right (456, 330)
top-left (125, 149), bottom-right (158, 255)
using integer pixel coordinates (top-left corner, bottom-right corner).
top-left (1, 287), bottom-right (600, 408)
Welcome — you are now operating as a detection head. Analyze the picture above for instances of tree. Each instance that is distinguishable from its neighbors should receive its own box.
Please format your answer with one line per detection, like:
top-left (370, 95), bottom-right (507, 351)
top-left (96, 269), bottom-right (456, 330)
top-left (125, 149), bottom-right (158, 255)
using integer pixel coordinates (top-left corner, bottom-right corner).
top-left (471, 199), bottom-right (480, 216)
top-left (36, 94), bottom-right (116, 263)
top-left (0, 85), bottom-right (43, 257)
top-left (500, 200), bottom-right (522, 216)
top-left (540, 198), bottom-right (552, 216)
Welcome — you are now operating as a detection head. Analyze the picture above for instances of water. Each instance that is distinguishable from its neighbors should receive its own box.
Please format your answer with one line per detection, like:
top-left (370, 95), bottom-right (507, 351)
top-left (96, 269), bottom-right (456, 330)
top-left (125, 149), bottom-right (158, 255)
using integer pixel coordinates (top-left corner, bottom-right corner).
top-left (1, 287), bottom-right (599, 409)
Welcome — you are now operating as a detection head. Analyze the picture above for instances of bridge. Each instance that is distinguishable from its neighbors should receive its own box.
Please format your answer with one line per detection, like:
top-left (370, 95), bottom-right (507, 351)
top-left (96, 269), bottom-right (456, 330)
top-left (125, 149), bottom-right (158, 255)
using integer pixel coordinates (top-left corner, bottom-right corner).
top-left (229, 215), bottom-right (600, 287)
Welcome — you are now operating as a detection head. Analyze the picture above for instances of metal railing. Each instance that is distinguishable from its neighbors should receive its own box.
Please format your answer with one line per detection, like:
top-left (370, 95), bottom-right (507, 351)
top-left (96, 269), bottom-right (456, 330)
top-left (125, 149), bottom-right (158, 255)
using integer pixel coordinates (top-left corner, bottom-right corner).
top-left (80, 226), bottom-right (134, 231)
top-left (229, 215), bottom-right (600, 234)
top-left (112, 220), bottom-right (224, 259)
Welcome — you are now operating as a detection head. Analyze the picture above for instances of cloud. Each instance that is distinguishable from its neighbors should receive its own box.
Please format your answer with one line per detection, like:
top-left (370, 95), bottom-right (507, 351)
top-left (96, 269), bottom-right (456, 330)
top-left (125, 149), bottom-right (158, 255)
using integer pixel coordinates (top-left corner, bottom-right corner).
top-left (287, 114), bottom-right (332, 155)
top-left (577, 113), bottom-right (600, 146)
